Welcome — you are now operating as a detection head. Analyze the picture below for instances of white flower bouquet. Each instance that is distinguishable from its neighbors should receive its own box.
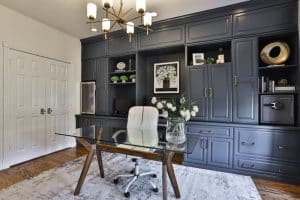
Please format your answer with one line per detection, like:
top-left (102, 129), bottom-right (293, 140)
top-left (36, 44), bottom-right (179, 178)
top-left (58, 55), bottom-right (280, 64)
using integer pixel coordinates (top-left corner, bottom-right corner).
top-left (151, 96), bottom-right (199, 122)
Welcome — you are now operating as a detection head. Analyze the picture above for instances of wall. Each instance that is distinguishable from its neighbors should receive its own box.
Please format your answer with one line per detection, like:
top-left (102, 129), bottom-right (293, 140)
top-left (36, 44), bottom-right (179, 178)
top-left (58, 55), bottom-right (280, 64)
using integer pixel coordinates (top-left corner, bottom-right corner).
top-left (0, 4), bottom-right (81, 169)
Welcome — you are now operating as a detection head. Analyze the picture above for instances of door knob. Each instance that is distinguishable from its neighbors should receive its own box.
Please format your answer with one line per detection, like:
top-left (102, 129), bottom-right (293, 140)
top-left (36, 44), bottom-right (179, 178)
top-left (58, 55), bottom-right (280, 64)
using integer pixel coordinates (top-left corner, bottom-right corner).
top-left (40, 108), bottom-right (46, 115)
top-left (47, 108), bottom-right (53, 114)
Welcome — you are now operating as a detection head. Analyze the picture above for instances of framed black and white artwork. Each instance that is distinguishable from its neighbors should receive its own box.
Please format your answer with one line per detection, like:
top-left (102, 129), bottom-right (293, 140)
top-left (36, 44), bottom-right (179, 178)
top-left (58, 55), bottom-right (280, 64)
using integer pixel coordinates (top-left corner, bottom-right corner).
top-left (154, 61), bottom-right (179, 94)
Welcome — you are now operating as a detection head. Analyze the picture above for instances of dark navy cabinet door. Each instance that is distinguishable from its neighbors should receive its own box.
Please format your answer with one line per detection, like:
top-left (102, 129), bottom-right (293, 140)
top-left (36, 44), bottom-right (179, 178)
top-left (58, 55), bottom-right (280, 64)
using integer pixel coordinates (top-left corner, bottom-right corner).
top-left (185, 135), bottom-right (207, 165)
top-left (108, 35), bottom-right (137, 56)
top-left (232, 38), bottom-right (258, 124)
top-left (207, 138), bottom-right (233, 168)
top-left (138, 25), bottom-right (185, 50)
top-left (82, 59), bottom-right (97, 81)
top-left (208, 63), bottom-right (232, 122)
top-left (82, 41), bottom-right (107, 59)
top-left (186, 15), bottom-right (232, 43)
top-left (187, 66), bottom-right (208, 120)
top-left (96, 58), bottom-right (108, 115)
top-left (233, 3), bottom-right (297, 37)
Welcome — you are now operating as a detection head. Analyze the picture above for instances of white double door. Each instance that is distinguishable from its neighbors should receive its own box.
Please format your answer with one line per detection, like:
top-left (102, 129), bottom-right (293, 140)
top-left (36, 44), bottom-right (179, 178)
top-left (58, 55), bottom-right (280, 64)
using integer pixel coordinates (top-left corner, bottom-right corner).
top-left (4, 49), bottom-right (72, 167)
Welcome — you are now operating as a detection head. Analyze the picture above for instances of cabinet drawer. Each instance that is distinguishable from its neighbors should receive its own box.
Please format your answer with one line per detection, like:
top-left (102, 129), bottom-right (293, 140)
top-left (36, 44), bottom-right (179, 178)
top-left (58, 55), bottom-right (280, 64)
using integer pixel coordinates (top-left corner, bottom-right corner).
top-left (187, 125), bottom-right (232, 138)
top-left (236, 158), bottom-right (299, 177)
top-left (235, 128), bottom-right (300, 162)
top-left (233, 3), bottom-right (297, 36)
top-left (138, 25), bottom-right (184, 50)
top-left (186, 16), bottom-right (232, 43)
top-left (236, 128), bottom-right (273, 157)
top-left (108, 36), bottom-right (137, 55)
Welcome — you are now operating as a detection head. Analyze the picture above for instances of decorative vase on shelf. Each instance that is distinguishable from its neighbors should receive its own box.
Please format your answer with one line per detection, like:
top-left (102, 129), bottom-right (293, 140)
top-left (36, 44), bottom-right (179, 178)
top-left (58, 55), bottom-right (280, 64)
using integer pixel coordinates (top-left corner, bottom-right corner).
top-left (166, 117), bottom-right (186, 145)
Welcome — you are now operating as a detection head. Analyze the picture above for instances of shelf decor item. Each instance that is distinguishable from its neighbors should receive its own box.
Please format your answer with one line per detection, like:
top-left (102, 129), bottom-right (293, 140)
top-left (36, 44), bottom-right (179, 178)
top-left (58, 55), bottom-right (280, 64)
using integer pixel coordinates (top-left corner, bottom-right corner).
top-left (120, 75), bottom-right (128, 83)
top-left (129, 74), bottom-right (136, 82)
top-left (151, 96), bottom-right (199, 145)
top-left (116, 62), bottom-right (126, 71)
top-left (86, 0), bottom-right (157, 41)
top-left (192, 53), bottom-right (205, 65)
top-left (205, 57), bottom-right (215, 64)
top-left (260, 41), bottom-right (290, 65)
top-left (216, 48), bottom-right (225, 64)
top-left (154, 61), bottom-right (179, 94)
top-left (111, 75), bottom-right (120, 83)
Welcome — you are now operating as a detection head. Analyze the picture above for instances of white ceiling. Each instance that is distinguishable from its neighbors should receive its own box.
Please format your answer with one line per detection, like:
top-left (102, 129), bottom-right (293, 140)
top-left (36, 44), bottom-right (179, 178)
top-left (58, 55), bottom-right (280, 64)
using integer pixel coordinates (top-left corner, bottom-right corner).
top-left (0, 0), bottom-right (249, 39)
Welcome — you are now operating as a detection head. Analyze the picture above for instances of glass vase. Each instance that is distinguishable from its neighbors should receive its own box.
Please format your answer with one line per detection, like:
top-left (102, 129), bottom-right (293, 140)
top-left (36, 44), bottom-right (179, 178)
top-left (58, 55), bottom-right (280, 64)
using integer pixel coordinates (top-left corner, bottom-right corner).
top-left (166, 118), bottom-right (186, 144)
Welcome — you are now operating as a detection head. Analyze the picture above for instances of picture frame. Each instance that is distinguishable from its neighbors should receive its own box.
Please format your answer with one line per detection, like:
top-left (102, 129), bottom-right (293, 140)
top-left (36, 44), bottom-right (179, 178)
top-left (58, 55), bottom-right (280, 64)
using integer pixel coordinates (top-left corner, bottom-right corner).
top-left (154, 61), bottom-right (179, 94)
top-left (193, 53), bottom-right (205, 65)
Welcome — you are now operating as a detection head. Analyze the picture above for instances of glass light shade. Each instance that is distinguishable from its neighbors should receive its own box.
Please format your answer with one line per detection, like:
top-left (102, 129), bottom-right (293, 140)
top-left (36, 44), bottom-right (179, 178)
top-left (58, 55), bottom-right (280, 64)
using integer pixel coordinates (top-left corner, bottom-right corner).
top-left (126, 22), bottom-right (134, 34)
top-left (91, 27), bottom-right (98, 32)
top-left (87, 3), bottom-right (97, 19)
top-left (143, 12), bottom-right (152, 26)
top-left (102, 0), bottom-right (113, 8)
top-left (136, 0), bottom-right (146, 13)
top-left (102, 18), bottom-right (110, 31)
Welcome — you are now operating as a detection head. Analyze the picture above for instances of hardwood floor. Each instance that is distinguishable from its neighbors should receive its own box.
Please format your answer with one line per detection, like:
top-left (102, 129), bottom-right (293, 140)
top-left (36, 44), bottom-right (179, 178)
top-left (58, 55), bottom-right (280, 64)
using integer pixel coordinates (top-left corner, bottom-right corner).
top-left (0, 147), bottom-right (299, 199)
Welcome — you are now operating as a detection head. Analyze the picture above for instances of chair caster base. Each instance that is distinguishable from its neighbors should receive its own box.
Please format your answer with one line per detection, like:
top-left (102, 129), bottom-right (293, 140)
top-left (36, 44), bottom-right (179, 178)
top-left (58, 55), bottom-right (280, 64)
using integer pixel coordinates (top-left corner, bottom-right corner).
top-left (152, 174), bottom-right (157, 178)
top-left (152, 188), bottom-right (158, 193)
top-left (113, 179), bottom-right (119, 184)
top-left (124, 192), bottom-right (130, 198)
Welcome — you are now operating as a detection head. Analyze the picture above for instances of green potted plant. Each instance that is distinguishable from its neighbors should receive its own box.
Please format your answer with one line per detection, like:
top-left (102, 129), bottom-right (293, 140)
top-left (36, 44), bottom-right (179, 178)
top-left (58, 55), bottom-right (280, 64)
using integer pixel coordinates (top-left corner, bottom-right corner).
top-left (111, 75), bottom-right (119, 84)
top-left (120, 75), bottom-right (128, 83)
top-left (129, 74), bottom-right (136, 82)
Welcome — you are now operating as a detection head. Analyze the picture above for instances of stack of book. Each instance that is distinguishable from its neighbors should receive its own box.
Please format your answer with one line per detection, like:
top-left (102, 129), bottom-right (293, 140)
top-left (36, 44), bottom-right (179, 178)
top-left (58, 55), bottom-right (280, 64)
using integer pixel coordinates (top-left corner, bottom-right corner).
top-left (260, 76), bottom-right (296, 93)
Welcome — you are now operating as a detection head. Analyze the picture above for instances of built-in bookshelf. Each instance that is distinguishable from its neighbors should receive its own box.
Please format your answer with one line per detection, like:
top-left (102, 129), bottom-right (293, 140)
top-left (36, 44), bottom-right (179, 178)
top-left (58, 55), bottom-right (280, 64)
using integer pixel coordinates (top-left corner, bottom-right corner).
top-left (258, 32), bottom-right (298, 94)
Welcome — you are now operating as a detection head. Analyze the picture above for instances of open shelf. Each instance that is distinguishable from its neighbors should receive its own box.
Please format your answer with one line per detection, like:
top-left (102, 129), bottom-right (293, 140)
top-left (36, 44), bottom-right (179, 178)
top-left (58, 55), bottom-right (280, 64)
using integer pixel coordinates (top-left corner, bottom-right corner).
top-left (187, 62), bottom-right (232, 68)
top-left (259, 64), bottom-right (298, 71)
top-left (259, 92), bottom-right (297, 95)
top-left (109, 82), bottom-right (136, 85)
top-left (109, 70), bottom-right (136, 75)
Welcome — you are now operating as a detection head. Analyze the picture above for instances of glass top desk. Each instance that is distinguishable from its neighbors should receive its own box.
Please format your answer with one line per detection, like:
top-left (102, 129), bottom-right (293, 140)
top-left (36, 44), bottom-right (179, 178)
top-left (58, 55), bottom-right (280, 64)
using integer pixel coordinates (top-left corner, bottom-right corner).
top-left (56, 126), bottom-right (199, 200)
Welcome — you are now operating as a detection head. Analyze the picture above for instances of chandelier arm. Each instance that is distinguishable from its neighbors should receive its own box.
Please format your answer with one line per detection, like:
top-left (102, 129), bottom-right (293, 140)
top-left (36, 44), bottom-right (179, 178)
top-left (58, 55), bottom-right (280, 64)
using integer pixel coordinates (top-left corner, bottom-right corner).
top-left (111, 6), bottom-right (117, 16)
top-left (118, 0), bottom-right (123, 16)
top-left (86, 19), bottom-right (115, 24)
top-left (127, 15), bottom-right (145, 22)
top-left (121, 8), bottom-right (133, 18)
top-left (103, 8), bottom-right (119, 19)
top-left (109, 21), bottom-right (118, 32)
top-left (117, 23), bottom-right (126, 32)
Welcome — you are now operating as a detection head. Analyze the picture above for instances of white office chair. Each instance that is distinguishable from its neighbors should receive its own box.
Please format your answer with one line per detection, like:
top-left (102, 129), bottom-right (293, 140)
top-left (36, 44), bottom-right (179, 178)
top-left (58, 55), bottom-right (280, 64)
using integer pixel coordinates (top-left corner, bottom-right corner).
top-left (112, 106), bottom-right (159, 198)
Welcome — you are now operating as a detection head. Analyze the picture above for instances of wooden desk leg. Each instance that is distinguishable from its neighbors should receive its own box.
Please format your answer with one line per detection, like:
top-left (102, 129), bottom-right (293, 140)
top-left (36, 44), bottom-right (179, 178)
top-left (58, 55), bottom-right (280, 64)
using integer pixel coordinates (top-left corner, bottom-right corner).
top-left (74, 138), bottom-right (95, 196)
top-left (162, 151), bottom-right (168, 200)
top-left (167, 152), bottom-right (181, 198)
top-left (96, 146), bottom-right (105, 178)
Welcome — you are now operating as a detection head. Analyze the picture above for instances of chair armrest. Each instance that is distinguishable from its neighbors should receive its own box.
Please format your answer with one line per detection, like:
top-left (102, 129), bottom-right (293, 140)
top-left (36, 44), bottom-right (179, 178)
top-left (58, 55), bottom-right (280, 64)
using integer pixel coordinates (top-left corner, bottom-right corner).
top-left (112, 130), bottom-right (127, 144)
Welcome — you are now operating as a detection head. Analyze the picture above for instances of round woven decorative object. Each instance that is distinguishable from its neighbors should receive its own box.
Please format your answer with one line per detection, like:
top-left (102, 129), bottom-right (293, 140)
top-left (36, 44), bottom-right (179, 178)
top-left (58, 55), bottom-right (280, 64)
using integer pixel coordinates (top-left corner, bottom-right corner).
top-left (260, 41), bottom-right (290, 65)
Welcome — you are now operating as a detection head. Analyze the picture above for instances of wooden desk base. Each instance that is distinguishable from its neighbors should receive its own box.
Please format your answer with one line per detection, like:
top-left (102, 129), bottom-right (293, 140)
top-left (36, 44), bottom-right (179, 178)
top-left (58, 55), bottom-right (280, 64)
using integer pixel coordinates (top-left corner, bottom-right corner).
top-left (74, 138), bottom-right (181, 200)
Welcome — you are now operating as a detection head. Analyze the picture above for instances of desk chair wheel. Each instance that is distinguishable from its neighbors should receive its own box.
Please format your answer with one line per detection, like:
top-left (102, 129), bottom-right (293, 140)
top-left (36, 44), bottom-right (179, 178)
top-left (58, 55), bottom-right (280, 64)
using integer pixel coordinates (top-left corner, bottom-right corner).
top-left (152, 174), bottom-right (157, 178)
top-left (152, 188), bottom-right (159, 193)
top-left (124, 192), bottom-right (130, 198)
top-left (130, 170), bottom-right (134, 174)
top-left (113, 179), bottom-right (119, 184)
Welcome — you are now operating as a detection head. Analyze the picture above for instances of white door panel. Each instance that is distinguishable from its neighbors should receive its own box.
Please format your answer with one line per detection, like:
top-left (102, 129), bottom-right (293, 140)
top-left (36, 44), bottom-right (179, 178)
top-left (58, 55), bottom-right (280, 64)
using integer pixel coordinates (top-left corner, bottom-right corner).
top-left (4, 49), bottom-right (71, 167)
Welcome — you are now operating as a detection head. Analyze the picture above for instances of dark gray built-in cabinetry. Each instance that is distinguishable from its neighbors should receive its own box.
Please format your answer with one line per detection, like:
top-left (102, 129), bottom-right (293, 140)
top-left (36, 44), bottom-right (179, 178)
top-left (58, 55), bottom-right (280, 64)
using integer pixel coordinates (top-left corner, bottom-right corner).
top-left (79, 0), bottom-right (300, 183)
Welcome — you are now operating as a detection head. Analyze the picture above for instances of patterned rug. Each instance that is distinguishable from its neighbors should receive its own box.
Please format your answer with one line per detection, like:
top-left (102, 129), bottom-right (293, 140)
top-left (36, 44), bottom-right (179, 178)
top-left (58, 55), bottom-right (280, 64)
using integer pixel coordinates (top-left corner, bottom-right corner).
top-left (0, 153), bottom-right (261, 200)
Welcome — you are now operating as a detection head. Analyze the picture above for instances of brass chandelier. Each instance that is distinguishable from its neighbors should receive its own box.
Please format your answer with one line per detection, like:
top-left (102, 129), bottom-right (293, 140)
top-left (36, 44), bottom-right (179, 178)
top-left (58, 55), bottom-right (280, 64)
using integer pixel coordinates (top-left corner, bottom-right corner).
top-left (86, 0), bottom-right (157, 42)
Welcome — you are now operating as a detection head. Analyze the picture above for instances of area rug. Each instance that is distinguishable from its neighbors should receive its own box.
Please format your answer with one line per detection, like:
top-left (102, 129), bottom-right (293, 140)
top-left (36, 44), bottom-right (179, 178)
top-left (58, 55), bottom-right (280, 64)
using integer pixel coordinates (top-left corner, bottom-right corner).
top-left (0, 153), bottom-right (261, 200)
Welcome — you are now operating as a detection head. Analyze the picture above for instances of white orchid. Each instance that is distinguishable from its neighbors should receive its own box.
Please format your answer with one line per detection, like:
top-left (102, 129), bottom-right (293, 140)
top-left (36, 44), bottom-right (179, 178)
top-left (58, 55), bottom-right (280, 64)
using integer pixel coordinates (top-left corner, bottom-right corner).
top-left (192, 105), bottom-right (199, 112)
top-left (191, 111), bottom-right (196, 117)
top-left (171, 106), bottom-right (176, 112)
top-left (180, 110), bottom-right (186, 118)
top-left (151, 97), bottom-right (157, 104)
top-left (166, 103), bottom-right (173, 109)
top-left (185, 110), bottom-right (191, 121)
top-left (161, 110), bottom-right (168, 118)
top-left (180, 97), bottom-right (186, 104)
top-left (156, 102), bottom-right (163, 109)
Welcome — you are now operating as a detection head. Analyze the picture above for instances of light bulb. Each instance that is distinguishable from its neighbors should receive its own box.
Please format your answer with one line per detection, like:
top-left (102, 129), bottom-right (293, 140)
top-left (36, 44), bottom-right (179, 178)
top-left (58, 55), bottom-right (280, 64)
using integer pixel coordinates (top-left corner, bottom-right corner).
top-left (102, 18), bottom-right (110, 31)
top-left (87, 3), bottom-right (97, 19)
top-left (102, 0), bottom-right (113, 9)
top-left (126, 22), bottom-right (134, 34)
top-left (136, 0), bottom-right (146, 14)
